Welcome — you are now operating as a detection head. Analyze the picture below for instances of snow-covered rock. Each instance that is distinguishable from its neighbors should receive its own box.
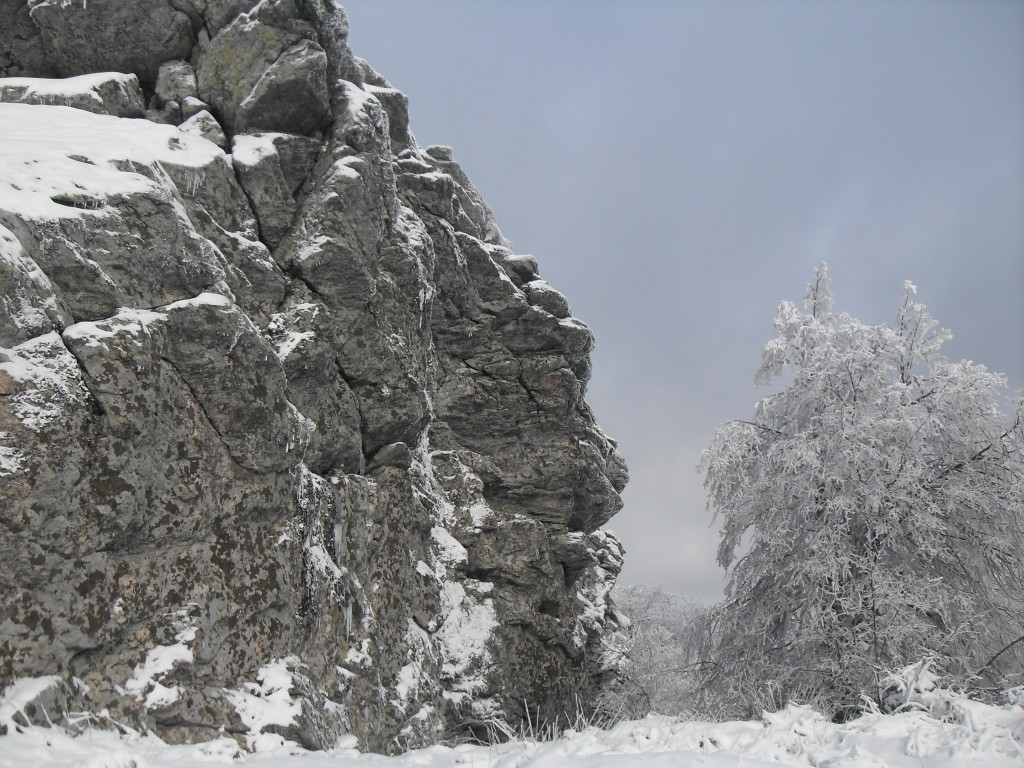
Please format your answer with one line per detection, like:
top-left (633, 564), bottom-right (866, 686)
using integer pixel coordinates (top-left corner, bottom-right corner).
top-left (0, 71), bottom-right (144, 117)
top-left (0, 0), bottom-right (628, 754)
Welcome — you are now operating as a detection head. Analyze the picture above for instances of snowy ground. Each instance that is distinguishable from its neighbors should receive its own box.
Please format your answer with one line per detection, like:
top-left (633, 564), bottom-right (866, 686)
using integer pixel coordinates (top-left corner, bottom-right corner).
top-left (2, 692), bottom-right (1021, 768)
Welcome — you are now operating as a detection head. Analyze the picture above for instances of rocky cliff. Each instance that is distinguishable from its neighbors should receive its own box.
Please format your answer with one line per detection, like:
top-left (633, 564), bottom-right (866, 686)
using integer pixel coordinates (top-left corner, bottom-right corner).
top-left (0, 0), bottom-right (627, 753)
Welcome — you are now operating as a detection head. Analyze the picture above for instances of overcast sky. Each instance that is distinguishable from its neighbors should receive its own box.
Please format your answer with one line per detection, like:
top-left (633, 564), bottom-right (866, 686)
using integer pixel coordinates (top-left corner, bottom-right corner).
top-left (342, 0), bottom-right (1024, 603)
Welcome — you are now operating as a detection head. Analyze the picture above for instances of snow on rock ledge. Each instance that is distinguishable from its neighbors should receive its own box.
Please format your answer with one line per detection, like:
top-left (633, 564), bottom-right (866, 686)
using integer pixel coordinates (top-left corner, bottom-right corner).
top-left (0, 71), bottom-right (144, 117)
top-left (0, 0), bottom-right (628, 754)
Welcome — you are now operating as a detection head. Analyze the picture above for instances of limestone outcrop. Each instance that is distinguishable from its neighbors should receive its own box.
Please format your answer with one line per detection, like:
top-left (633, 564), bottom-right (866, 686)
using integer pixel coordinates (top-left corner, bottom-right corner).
top-left (0, 0), bottom-right (627, 752)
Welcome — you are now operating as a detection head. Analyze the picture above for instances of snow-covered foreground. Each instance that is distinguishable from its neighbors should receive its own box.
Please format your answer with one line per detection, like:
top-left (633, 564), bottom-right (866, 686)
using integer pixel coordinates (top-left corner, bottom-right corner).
top-left (2, 696), bottom-right (1021, 768)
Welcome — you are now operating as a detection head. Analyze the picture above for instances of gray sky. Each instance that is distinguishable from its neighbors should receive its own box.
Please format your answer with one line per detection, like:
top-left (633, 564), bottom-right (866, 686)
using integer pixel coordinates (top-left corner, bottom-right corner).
top-left (342, 0), bottom-right (1024, 603)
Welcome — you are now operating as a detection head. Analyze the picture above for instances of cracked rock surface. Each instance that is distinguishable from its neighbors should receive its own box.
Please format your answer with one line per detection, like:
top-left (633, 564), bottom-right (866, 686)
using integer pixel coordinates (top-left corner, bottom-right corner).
top-left (0, 0), bottom-right (627, 753)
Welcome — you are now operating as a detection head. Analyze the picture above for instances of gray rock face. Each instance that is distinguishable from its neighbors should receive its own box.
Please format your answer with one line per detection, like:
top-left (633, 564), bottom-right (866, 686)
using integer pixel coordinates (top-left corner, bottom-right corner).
top-left (232, 132), bottom-right (321, 249)
top-left (0, 1), bottom-right (627, 754)
top-left (155, 61), bottom-right (199, 107)
top-left (27, 0), bottom-right (195, 88)
top-left (152, 60), bottom-right (201, 123)
top-left (195, 1), bottom-right (332, 136)
top-left (179, 109), bottom-right (229, 149)
top-left (0, 0), bottom-right (54, 78)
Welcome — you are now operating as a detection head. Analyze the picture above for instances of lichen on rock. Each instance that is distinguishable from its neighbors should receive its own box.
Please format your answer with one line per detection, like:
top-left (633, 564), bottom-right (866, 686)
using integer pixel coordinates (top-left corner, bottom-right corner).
top-left (0, 0), bottom-right (628, 753)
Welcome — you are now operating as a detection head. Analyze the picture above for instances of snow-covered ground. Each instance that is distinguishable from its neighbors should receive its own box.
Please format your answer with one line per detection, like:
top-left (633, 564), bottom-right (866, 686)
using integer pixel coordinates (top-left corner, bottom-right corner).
top-left (2, 686), bottom-right (1021, 768)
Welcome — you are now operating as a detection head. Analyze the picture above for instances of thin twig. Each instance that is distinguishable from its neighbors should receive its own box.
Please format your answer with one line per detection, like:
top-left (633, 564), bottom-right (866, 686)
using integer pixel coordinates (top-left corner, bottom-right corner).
top-left (975, 631), bottom-right (1024, 679)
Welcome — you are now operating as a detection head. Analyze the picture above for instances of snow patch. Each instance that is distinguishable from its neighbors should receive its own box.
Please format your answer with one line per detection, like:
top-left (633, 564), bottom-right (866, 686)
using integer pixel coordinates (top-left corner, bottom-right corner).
top-left (344, 640), bottom-right (372, 669)
top-left (434, 581), bottom-right (497, 696)
top-left (429, 527), bottom-right (467, 571)
top-left (393, 662), bottom-right (421, 711)
top-left (164, 292), bottom-right (231, 311)
top-left (0, 224), bottom-right (61, 335)
top-left (123, 627), bottom-right (197, 710)
top-left (293, 235), bottom-right (334, 264)
top-left (266, 302), bottom-right (319, 361)
top-left (333, 156), bottom-right (363, 181)
top-left (275, 330), bottom-right (315, 361)
top-left (224, 657), bottom-right (303, 751)
top-left (467, 501), bottom-right (492, 526)
top-left (62, 307), bottom-right (165, 349)
top-left (0, 433), bottom-right (24, 477)
top-left (0, 676), bottom-right (63, 728)
top-left (340, 81), bottom-right (375, 123)
top-left (0, 332), bottom-right (91, 432)
top-left (0, 103), bottom-right (223, 222)
top-left (231, 133), bottom-right (283, 168)
top-left (304, 537), bottom-right (347, 583)
top-left (0, 73), bottom-right (138, 107)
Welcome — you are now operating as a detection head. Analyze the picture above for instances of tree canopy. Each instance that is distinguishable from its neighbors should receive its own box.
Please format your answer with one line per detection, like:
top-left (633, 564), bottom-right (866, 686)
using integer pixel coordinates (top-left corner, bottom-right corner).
top-left (700, 264), bottom-right (1024, 717)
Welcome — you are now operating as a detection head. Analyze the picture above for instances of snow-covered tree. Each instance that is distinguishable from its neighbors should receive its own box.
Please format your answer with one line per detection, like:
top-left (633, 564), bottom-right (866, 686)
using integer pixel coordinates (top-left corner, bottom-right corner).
top-left (699, 264), bottom-right (1024, 718)
top-left (597, 585), bottom-right (708, 719)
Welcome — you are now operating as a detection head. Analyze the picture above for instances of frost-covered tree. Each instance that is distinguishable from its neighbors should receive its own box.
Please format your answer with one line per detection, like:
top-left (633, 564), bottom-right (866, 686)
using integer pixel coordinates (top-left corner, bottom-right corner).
top-left (597, 585), bottom-right (708, 719)
top-left (699, 264), bottom-right (1024, 718)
